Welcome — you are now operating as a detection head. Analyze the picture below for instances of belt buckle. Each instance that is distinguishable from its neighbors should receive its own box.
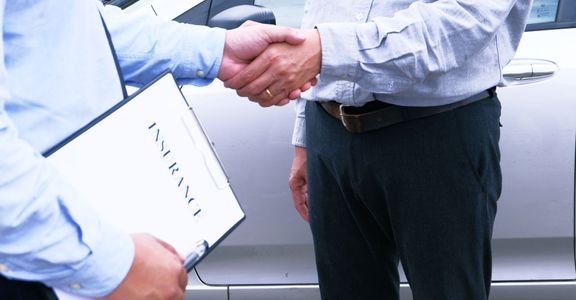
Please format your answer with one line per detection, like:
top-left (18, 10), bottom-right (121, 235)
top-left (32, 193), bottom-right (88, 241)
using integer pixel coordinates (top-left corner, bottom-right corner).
top-left (338, 104), bottom-right (352, 131)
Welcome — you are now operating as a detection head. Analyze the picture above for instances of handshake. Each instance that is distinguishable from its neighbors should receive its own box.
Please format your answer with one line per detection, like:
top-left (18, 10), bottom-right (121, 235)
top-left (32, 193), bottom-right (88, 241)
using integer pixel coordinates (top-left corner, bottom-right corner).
top-left (217, 22), bottom-right (321, 107)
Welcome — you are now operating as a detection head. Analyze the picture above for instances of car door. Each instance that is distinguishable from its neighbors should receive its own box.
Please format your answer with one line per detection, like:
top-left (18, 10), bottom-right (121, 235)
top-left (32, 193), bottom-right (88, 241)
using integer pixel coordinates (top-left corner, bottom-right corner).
top-left (123, 0), bottom-right (576, 299)
top-left (490, 1), bottom-right (576, 298)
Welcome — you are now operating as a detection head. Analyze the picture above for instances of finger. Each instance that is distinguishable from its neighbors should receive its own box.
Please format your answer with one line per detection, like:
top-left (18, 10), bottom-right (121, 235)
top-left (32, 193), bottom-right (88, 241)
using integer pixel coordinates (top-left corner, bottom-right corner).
top-left (248, 91), bottom-right (286, 107)
top-left (298, 201), bottom-right (309, 222)
top-left (236, 76), bottom-right (276, 99)
top-left (224, 53), bottom-right (270, 90)
top-left (178, 267), bottom-right (188, 291)
top-left (236, 69), bottom-right (285, 102)
top-left (153, 237), bottom-right (183, 262)
top-left (263, 79), bottom-right (296, 102)
top-left (310, 77), bottom-right (318, 86)
top-left (298, 185), bottom-right (309, 221)
top-left (286, 78), bottom-right (318, 100)
top-left (300, 82), bottom-right (312, 92)
top-left (275, 98), bottom-right (291, 106)
top-left (289, 177), bottom-right (309, 222)
top-left (249, 90), bottom-right (278, 107)
top-left (240, 20), bottom-right (259, 27)
top-left (262, 26), bottom-right (306, 45)
top-left (173, 290), bottom-right (185, 300)
top-left (253, 73), bottom-right (317, 103)
top-left (292, 190), bottom-right (309, 222)
top-left (240, 66), bottom-right (302, 103)
top-left (264, 85), bottom-right (296, 106)
top-left (287, 89), bottom-right (301, 100)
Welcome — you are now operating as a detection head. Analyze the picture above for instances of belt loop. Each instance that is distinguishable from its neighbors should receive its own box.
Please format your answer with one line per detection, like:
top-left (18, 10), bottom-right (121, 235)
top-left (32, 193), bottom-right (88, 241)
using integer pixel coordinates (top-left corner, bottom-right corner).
top-left (487, 87), bottom-right (496, 97)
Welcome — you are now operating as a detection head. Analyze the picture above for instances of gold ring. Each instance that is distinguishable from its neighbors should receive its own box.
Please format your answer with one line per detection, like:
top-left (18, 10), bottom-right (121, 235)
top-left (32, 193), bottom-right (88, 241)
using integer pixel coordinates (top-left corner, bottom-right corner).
top-left (265, 88), bottom-right (274, 98)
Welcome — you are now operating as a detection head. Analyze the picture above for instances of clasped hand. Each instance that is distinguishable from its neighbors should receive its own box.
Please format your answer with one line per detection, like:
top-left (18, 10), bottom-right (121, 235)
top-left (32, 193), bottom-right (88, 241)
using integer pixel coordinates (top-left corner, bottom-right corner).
top-left (219, 22), bottom-right (321, 107)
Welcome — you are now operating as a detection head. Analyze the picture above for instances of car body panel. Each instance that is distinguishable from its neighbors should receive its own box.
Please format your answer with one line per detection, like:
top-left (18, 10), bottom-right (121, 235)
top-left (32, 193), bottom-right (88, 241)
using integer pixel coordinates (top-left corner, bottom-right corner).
top-left (122, 0), bottom-right (576, 298)
top-left (187, 0), bottom-right (576, 285)
top-left (493, 26), bottom-right (576, 282)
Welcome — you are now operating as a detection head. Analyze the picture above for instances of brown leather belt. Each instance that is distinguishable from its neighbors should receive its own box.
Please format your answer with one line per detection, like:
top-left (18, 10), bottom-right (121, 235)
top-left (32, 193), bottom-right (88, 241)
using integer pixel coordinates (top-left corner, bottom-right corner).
top-left (319, 88), bottom-right (495, 133)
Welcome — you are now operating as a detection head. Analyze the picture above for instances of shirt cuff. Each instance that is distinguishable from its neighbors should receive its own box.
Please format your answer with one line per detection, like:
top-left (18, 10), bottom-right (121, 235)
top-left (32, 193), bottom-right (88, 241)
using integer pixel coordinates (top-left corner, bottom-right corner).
top-left (316, 23), bottom-right (360, 82)
top-left (292, 115), bottom-right (307, 147)
top-left (175, 26), bottom-right (226, 87)
top-left (46, 224), bottom-right (134, 297)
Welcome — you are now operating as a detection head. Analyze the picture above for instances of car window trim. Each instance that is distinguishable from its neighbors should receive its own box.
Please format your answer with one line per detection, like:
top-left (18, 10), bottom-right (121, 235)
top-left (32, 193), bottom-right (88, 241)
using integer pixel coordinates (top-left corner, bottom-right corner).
top-left (526, 21), bottom-right (576, 32)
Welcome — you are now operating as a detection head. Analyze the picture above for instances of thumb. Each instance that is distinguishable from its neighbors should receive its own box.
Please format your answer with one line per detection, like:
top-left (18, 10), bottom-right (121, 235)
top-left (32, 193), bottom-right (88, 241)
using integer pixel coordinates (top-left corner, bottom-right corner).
top-left (263, 26), bottom-right (307, 45)
top-left (153, 236), bottom-right (185, 262)
top-left (240, 20), bottom-right (260, 27)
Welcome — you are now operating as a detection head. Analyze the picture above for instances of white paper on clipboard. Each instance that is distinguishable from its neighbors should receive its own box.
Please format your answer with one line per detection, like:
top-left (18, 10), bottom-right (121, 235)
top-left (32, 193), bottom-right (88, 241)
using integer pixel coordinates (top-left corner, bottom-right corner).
top-left (47, 71), bottom-right (244, 299)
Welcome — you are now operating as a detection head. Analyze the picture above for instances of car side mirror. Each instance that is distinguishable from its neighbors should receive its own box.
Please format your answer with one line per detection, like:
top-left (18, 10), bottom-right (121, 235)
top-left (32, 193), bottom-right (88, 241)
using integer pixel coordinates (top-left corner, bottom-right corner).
top-left (207, 5), bottom-right (275, 29)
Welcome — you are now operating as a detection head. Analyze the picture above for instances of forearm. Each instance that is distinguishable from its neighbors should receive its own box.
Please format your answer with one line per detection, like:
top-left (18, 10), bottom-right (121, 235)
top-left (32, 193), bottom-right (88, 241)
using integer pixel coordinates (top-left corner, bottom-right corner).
top-left (318, 0), bottom-right (520, 94)
top-left (0, 110), bottom-right (133, 297)
top-left (99, 2), bottom-right (226, 87)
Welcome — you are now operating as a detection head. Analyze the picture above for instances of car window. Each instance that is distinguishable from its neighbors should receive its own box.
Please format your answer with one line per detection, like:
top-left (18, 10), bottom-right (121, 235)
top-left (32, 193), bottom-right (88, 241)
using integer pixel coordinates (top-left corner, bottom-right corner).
top-left (103, 0), bottom-right (139, 9)
top-left (119, 0), bottom-right (213, 25)
top-left (257, 0), bottom-right (576, 32)
top-left (526, 0), bottom-right (576, 31)
top-left (527, 0), bottom-right (559, 24)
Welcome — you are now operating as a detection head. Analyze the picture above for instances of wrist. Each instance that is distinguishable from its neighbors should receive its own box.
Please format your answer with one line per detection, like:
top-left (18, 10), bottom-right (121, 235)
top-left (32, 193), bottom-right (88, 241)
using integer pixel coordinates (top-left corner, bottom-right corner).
top-left (294, 145), bottom-right (307, 157)
top-left (304, 29), bottom-right (322, 76)
top-left (217, 32), bottom-right (235, 81)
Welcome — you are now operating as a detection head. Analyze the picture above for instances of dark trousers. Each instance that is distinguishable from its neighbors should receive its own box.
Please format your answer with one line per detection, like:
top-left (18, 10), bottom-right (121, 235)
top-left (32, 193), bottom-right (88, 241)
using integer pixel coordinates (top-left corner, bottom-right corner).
top-left (0, 275), bottom-right (57, 300)
top-left (305, 94), bottom-right (502, 300)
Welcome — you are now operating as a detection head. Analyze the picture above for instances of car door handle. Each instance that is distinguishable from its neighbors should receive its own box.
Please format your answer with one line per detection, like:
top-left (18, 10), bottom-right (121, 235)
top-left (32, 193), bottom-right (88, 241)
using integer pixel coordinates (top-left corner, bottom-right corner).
top-left (501, 59), bottom-right (558, 86)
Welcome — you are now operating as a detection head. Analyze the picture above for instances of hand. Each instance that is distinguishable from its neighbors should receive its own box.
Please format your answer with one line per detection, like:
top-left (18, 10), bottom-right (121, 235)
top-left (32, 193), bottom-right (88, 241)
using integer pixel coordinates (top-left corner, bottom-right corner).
top-left (218, 21), bottom-right (306, 82)
top-left (224, 28), bottom-right (322, 107)
top-left (102, 233), bottom-right (188, 300)
top-left (288, 146), bottom-right (309, 222)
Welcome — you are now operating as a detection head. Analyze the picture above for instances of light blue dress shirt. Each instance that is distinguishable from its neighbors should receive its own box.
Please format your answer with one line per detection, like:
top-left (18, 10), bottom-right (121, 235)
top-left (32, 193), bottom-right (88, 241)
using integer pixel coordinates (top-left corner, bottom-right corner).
top-left (0, 0), bottom-right (225, 296)
top-left (292, 0), bottom-right (532, 146)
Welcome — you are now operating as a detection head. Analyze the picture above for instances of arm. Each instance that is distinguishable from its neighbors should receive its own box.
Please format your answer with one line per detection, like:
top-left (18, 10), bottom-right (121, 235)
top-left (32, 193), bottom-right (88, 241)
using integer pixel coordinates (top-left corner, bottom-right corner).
top-left (100, 3), bottom-right (309, 94)
top-left (0, 96), bottom-right (135, 297)
top-left (224, 0), bottom-right (528, 103)
top-left (0, 3), bottom-right (186, 298)
top-left (0, 78), bottom-right (188, 300)
top-left (100, 3), bottom-right (226, 87)
top-left (287, 98), bottom-right (309, 221)
top-left (288, 145), bottom-right (309, 222)
top-left (317, 0), bottom-right (526, 95)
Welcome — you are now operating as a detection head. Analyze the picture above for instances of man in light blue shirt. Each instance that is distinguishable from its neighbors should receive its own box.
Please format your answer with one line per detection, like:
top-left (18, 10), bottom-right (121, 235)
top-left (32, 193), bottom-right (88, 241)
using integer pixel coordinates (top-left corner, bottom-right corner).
top-left (225, 0), bottom-right (533, 299)
top-left (0, 0), bottom-right (307, 299)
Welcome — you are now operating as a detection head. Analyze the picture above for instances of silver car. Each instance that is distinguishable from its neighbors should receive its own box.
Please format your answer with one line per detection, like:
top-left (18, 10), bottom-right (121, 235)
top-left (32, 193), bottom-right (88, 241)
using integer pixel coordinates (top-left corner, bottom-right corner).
top-left (122, 0), bottom-right (576, 299)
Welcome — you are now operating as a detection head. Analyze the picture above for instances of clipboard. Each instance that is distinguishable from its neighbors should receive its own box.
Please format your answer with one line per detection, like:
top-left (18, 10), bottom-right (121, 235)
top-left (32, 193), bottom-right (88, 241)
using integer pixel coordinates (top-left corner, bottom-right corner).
top-left (46, 71), bottom-right (245, 280)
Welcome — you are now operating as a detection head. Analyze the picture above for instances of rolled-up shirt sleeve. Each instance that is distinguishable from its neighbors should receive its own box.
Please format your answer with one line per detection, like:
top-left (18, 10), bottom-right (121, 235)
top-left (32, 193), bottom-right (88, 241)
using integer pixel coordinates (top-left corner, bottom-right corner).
top-left (316, 0), bottom-right (520, 102)
top-left (291, 98), bottom-right (307, 147)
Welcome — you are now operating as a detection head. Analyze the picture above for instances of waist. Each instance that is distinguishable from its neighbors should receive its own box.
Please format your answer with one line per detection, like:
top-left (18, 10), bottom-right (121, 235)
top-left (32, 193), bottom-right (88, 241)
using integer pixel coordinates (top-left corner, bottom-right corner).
top-left (319, 88), bottom-right (495, 133)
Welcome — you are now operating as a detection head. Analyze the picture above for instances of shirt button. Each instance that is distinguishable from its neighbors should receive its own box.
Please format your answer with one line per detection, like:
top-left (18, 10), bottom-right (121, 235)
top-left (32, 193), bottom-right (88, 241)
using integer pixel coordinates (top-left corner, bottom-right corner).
top-left (196, 70), bottom-right (205, 78)
top-left (355, 13), bottom-right (364, 21)
top-left (70, 283), bottom-right (82, 289)
top-left (0, 263), bottom-right (9, 272)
